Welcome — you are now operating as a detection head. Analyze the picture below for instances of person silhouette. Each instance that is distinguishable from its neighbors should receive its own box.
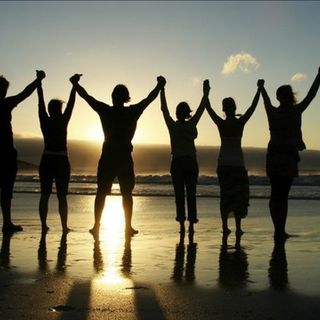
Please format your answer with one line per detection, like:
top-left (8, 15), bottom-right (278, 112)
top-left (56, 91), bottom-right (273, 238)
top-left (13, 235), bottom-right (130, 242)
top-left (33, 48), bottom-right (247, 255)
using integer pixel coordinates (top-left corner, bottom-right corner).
top-left (205, 80), bottom-right (261, 236)
top-left (160, 79), bottom-right (210, 234)
top-left (70, 74), bottom-right (166, 236)
top-left (0, 70), bottom-right (45, 233)
top-left (37, 78), bottom-right (76, 234)
top-left (258, 67), bottom-right (320, 240)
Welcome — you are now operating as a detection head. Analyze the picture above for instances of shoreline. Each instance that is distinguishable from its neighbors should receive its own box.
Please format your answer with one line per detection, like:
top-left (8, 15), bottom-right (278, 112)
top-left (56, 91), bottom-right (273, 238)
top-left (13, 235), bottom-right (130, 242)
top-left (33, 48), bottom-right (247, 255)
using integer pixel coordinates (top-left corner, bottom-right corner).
top-left (1, 194), bottom-right (320, 319)
top-left (11, 190), bottom-right (320, 200)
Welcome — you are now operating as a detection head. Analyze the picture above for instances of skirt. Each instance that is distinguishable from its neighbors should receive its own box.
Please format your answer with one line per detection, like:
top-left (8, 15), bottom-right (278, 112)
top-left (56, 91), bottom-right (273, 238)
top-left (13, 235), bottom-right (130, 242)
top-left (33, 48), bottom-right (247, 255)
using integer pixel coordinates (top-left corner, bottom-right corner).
top-left (217, 166), bottom-right (249, 219)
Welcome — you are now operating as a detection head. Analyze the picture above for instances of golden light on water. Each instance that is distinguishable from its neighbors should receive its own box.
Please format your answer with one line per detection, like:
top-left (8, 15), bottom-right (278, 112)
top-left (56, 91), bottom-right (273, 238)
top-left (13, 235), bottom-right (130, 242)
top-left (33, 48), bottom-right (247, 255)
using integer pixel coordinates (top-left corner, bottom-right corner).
top-left (93, 196), bottom-right (132, 286)
top-left (100, 196), bottom-right (125, 236)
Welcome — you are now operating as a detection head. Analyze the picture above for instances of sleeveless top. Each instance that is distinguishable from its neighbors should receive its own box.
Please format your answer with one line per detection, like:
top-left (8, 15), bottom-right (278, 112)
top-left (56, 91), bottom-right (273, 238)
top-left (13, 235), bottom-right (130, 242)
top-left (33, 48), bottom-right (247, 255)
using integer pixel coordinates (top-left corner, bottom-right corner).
top-left (267, 106), bottom-right (305, 151)
top-left (167, 120), bottom-right (198, 159)
top-left (217, 117), bottom-right (245, 167)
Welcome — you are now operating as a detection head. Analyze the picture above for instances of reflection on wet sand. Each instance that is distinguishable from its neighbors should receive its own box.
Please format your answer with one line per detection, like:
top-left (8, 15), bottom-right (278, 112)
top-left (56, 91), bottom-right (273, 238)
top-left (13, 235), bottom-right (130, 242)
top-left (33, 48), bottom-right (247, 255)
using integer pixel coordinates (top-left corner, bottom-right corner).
top-left (172, 232), bottom-right (198, 284)
top-left (93, 233), bottom-right (132, 279)
top-left (37, 232), bottom-right (48, 273)
top-left (268, 238), bottom-right (289, 291)
top-left (121, 235), bottom-right (132, 278)
top-left (218, 234), bottom-right (249, 289)
top-left (0, 232), bottom-right (13, 269)
top-left (37, 232), bottom-right (68, 275)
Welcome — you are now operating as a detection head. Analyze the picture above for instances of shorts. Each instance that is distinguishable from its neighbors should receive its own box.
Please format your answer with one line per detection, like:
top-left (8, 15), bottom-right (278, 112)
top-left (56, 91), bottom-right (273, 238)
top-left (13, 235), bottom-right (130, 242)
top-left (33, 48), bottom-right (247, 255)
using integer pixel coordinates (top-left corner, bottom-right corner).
top-left (39, 154), bottom-right (71, 195)
top-left (97, 152), bottom-right (135, 195)
top-left (0, 149), bottom-right (17, 199)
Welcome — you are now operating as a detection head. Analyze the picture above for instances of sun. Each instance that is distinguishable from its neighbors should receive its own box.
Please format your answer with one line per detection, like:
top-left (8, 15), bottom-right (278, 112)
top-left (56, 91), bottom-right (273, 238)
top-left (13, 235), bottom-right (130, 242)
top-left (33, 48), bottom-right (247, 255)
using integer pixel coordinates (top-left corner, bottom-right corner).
top-left (87, 125), bottom-right (104, 142)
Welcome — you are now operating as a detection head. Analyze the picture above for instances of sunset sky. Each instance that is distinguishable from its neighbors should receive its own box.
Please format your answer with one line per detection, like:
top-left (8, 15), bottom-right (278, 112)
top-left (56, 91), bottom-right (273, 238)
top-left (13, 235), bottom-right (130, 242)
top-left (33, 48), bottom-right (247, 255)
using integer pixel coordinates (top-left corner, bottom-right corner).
top-left (1, 1), bottom-right (320, 149)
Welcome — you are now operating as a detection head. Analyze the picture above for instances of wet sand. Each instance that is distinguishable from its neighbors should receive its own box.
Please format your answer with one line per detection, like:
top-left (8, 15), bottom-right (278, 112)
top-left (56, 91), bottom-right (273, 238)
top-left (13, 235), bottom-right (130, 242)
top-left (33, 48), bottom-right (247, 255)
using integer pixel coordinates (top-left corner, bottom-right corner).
top-left (0, 194), bottom-right (320, 319)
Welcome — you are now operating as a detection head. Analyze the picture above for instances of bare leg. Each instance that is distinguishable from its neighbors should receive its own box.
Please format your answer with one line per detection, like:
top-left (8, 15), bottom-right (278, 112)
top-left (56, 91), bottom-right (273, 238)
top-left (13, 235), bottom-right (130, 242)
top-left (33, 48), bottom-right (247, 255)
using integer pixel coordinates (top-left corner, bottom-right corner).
top-left (180, 221), bottom-right (185, 234)
top-left (90, 189), bottom-right (107, 236)
top-left (188, 222), bottom-right (194, 234)
top-left (269, 199), bottom-right (290, 239)
top-left (57, 194), bottom-right (69, 234)
top-left (221, 210), bottom-right (231, 235)
top-left (235, 214), bottom-right (244, 236)
top-left (39, 193), bottom-right (50, 233)
top-left (269, 176), bottom-right (293, 239)
top-left (1, 197), bottom-right (12, 226)
top-left (1, 197), bottom-right (23, 233)
top-left (122, 193), bottom-right (138, 236)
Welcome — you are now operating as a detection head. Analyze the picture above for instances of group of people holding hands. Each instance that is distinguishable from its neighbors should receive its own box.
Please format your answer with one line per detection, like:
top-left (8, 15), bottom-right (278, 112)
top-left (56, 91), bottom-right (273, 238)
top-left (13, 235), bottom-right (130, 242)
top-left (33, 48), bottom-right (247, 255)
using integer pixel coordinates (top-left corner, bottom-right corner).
top-left (1, 66), bottom-right (319, 241)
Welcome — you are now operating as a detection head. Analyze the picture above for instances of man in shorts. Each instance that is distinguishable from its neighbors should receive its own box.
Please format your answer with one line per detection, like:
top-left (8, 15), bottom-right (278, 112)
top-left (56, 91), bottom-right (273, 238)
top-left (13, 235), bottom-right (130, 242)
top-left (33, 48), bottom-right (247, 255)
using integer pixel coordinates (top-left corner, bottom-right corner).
top-left (0, 70), bottom-right (45, 233)
top-left (70, 74), bottom-right (166, 236)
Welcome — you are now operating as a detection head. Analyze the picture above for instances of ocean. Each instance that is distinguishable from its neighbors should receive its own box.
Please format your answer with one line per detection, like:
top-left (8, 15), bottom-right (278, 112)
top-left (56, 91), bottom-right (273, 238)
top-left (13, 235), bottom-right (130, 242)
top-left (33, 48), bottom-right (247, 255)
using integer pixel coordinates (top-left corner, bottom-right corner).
top-left (13, 139), bottom-right (320, 202)
top-left (14, 173), bottom-right (320, 200)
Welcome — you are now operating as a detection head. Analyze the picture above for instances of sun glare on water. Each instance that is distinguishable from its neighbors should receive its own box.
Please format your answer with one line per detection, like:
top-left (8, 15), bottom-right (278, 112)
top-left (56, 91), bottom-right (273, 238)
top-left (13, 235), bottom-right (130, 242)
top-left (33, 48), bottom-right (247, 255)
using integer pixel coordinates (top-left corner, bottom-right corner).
top-left (93, 196), bottom-right (132, 287)
top-left (100, 196), bottom-right (125, 237)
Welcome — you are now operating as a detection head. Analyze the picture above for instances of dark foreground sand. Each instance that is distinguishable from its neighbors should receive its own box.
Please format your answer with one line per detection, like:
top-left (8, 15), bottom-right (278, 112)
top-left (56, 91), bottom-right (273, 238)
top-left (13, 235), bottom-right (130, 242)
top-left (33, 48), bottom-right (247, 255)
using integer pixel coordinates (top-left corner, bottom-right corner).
top-left (1, 230), bottom-right (320, 320)
top-left (1, 195), bottom-right (320, 319)
top-left (1, 270), bottom-right (320, 320)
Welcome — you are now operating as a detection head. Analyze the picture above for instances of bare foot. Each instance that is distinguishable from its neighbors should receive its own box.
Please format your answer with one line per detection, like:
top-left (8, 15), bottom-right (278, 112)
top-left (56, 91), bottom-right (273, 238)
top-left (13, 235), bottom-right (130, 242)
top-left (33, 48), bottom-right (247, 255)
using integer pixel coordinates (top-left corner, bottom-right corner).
top-left (63, 227), bottom-right (71, 234)
top-left (274, 231), bottom-right (291, 241)
top-left (125, 227), bottom-right (138, 237)
top-left (89, 226), bottom-right (100, 237)
top-left (2, 223), bottom-right (23, 234)
top-left (236, 229), bottom-right (244, 237)
top-left (222, 228), bottom-right (231, 236)
top-left (41, 225), bottom-right (50, 234)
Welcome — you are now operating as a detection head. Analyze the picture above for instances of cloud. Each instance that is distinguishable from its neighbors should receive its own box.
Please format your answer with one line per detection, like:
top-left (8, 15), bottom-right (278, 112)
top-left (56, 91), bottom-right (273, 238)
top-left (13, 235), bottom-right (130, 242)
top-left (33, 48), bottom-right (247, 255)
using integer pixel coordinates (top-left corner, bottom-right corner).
top-left (222, 51), bottom-right (260, 75)
top-left (290, 73), bottom-right (307, 82)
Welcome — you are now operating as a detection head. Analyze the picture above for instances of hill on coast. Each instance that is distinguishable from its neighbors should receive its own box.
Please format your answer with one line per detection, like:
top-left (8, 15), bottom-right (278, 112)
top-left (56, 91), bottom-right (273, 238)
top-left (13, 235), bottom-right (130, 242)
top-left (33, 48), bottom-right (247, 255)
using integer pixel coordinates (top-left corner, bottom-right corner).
top-left (14, 137), bottom-right (320, 176)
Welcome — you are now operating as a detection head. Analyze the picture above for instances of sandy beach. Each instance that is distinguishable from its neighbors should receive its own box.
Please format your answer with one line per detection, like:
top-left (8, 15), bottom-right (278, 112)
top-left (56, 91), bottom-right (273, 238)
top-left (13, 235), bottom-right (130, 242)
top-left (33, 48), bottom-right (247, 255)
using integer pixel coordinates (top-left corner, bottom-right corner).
top-left (1, 194), bottom-right (320, 319)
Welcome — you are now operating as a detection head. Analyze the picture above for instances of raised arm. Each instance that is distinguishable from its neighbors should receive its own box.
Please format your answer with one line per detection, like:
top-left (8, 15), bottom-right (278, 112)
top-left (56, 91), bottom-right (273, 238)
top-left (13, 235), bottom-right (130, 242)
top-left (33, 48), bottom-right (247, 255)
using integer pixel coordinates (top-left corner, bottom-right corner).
top-left (37, 81), bottom-right (48, 121)
top-left (7, 70), bottom-right (45, 107)
top-left (241, 83), bottom-right (261, 123)
top-left (258, 79), bottom-right (273, 115)
top-left (297, 67), bottom-right (320, 112)
top-left (160, 85), bottom-right (174, 127)
top-left (63, 86), bottom-right (76, 123)
top-left (135, 76), bottom-right (166, 111)
top-left (191, 79), bottom-right (210, 125)
top-left (69, 74), bottom-right (105, 112)
top-left (205, 81), bottom-right (222, 125)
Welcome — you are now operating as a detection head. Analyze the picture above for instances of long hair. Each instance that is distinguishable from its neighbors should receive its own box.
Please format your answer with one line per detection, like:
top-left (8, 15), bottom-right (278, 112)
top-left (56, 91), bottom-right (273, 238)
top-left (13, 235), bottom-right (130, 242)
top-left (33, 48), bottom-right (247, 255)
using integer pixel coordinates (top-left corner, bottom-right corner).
top-left (276, 85), bottom-right (297, 106)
